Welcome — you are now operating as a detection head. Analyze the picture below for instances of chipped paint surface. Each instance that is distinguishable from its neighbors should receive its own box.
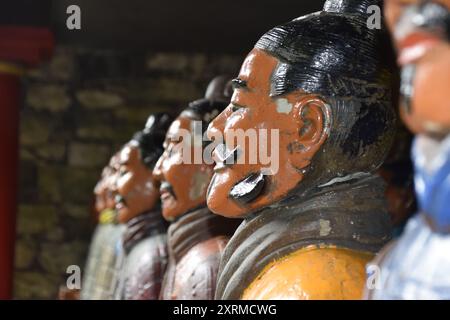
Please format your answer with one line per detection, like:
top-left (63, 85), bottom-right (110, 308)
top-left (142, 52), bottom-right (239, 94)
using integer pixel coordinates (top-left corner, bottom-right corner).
top-left (318, 172), bottom-right (371, 188)
top-left (319, 219), bottom-right (331, 236)
top-left (275, 98), bottom-right (293, 114)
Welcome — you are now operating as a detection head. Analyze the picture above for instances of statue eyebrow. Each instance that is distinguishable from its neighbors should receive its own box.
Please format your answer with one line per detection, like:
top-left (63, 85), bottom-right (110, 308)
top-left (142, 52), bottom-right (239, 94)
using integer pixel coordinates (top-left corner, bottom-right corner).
top-left (231, 78), bottom-right (249, 90)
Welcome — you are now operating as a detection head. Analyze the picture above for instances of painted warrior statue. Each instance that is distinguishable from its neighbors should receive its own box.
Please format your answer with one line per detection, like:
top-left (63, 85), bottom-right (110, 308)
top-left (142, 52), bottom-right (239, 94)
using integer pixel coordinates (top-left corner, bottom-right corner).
top-left (154, 77), bottom-right (240, 300)
top-left (365, 0), bottom-right (450, 299)
top-left (206, 0), bottom-right (398, 299)
top-left (81, 150), bottom-right (126, 299)
top-left (113, 113), bottom-right (172, 300)
top-left (59, 162), bottom-right (117, 300)
top-left (378, 123), bottom-right (416, 234)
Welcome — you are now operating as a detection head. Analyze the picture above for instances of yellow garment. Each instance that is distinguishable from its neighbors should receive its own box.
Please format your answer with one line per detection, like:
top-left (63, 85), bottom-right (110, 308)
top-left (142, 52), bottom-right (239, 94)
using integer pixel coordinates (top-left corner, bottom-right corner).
top-left (242, 245), bottom-right (373, 300)
top-left (99, 208), bottom-right (117, 224)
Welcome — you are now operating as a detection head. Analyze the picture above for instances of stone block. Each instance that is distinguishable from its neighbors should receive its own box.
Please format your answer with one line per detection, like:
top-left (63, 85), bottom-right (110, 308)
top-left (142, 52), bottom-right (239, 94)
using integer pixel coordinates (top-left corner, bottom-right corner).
top-left (14, 271), bottom-right (59, 299)
top-left (68, 143), bottom-right (110, 168)
top-left (26, 84), bottom-right (71, 112)
top-left (14, 238), bottom-right (37, 269)
top-left (76, 89), bottom-right (124, 109)
top-left (39, 241), bottom-right (88, 275)
top-left (20, 114), bottom-right (51, 146)
top-left (38, 166), bottom-right (63, 203)
top-left (17, 205), bottom-right (58, 235)
top-left (60, 168), bottom-right (99, 204)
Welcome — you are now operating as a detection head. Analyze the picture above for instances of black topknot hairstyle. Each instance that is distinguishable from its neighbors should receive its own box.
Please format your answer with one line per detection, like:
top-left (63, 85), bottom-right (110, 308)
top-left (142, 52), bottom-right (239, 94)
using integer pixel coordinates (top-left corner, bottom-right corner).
top-left (254, 0), bottom-right (397, 181)
top-left (323, 0), bottom-right (378, 16)
top-left (181, 98), bottom-right (229, 132)
top-left (132, 112), bottom-right (174, 169)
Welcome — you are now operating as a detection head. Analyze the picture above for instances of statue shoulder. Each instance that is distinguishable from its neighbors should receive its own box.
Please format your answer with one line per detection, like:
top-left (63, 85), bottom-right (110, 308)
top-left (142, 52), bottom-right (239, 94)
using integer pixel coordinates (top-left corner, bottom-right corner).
top-left (242, 246), bottom-right (374, 300)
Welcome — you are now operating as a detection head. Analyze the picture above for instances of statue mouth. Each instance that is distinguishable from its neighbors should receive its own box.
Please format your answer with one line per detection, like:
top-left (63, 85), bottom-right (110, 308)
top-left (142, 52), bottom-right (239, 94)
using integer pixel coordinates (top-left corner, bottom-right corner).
top-left (115, 194), bottom-right (127, 211)
top-left (400, 63), bottom-right (416, 115)
top-left (229, 172), bottom-right (266, 205)
top-left (160, 181), bottom-right (176, 201)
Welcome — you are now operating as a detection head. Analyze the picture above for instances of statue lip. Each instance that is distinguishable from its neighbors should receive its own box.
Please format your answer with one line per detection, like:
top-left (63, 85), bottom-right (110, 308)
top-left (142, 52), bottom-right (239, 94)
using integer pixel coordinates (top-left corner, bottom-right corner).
top-left (397, 31), bottom-right (441, 65)
top-left (229, 172), bottom-right (266, 205)
top-left (160, 181), bottom-right (176, 201)
top-left (115, 194), bottom-right (127, 210)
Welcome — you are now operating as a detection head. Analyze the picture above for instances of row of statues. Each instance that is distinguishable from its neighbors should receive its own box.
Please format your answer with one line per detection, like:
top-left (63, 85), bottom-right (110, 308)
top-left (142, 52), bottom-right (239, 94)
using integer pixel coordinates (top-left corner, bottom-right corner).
top-left (75, 0), bottom-right (450, 300)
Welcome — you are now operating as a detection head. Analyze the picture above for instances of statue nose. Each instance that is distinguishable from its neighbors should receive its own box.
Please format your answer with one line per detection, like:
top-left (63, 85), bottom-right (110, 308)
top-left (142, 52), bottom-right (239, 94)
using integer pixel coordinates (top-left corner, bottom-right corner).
top-left (206, 112), bottom-right (226, 141)
top-left (152, 155), bottom-right (165, 181)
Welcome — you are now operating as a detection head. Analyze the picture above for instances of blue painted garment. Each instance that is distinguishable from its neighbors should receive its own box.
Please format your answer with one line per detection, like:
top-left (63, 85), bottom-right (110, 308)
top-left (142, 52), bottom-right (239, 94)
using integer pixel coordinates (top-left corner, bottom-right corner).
top-left (366, 135), bottom-right (450, 299)
top-left (413, 135), bottom-right (450, 232)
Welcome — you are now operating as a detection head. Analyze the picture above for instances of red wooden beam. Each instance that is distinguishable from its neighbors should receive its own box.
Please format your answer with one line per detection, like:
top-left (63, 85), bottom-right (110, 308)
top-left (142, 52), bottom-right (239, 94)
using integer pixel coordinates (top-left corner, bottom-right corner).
top-left (0, 26), bottom-right (53, 300)
top-left (0, 26), bottom-right (53, 68)
top-left (0, 72), bottom-right (20, 300)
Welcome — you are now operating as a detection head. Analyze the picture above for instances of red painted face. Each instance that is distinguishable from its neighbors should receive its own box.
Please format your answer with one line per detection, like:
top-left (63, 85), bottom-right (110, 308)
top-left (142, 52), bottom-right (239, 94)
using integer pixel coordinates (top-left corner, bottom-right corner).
top-left (93, 152), bottom-right (121, 213)
top-left (114, 141), bottom-right (160, 223)
top-left (206, 49), bottom-right (330, 218)
top-left (105, 152), bottom-right (122, 210)
top-left (384, 0), bottom-right (450, 136)
top-left (153, 115), bottom-right (214, 221)
top-left (94, 166), bottom-right (110, 213)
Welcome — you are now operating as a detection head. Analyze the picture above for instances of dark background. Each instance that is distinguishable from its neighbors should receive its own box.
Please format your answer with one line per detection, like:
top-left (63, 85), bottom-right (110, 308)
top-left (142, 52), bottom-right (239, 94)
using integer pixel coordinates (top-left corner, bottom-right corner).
top-left (2, 0), bottom-right (324, 52)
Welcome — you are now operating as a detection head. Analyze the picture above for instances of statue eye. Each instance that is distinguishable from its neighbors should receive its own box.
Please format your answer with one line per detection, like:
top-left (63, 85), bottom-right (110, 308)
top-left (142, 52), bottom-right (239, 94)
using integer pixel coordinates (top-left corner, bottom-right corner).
top-left (230, 104), bottom-right (244, 113)
top-left (167, 143), bottom-right (178, 157)
top-left (119, 167), bottom-right (128, 177)
top-left (169, 136), bottom-right (182, 144)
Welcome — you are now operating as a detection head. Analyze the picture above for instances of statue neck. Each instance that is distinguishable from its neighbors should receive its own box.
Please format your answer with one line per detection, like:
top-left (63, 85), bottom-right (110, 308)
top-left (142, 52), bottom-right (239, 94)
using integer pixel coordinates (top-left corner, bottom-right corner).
top-left (167, 206), bottom-right (239, 262)
top-left (122, 208), bottom-right (167, 254)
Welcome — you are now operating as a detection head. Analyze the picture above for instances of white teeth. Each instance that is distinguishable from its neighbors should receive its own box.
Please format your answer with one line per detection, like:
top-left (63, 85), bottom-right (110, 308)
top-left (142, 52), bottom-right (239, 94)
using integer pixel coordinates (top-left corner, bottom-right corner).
top-left (400, 44), bottom-right (428, 62)
top-left (398, 41), bottom-right (438, 65)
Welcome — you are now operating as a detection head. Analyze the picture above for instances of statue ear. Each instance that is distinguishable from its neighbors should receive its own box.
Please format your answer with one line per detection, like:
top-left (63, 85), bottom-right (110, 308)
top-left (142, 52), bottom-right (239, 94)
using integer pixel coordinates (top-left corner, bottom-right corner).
top-left (289, 96), bottom-right (331, 169)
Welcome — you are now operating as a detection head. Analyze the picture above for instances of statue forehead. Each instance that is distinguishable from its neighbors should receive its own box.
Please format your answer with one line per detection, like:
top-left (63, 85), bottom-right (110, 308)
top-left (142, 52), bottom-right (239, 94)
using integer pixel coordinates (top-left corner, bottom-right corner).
top-left (120, 142), bottom-right (139, 163)
top-left (167, 115), bottom-right (193, 137)
top-left (238, 49), bottom-right (279, 86)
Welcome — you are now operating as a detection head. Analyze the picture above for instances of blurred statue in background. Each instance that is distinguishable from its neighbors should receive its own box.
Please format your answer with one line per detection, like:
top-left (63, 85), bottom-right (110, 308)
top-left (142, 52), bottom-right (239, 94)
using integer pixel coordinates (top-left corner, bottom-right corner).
top-left (378, 123), bottom-right (416, 235)
top-left (81, 150), bottom-right (126, 300)
top-left (59, 159), bottom-right (120, 300)
top-left (154, 77), bottom-right (240, 300)
top-left (207, 0), bottom-right (397, 299)
top-left (365, 0), bottom-right (450, 299)
top-left (113, 113), bottom-right (172, 300)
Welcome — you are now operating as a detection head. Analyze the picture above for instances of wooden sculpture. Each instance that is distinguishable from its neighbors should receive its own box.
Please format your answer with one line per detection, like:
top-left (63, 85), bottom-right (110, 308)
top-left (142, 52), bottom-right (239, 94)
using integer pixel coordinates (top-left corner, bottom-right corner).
top-left (154, 77), bottom-right (241, 300)
top-left (206, 0), bottom-right (397, 300)
top-left (113, 113), bottom-right (172, 300)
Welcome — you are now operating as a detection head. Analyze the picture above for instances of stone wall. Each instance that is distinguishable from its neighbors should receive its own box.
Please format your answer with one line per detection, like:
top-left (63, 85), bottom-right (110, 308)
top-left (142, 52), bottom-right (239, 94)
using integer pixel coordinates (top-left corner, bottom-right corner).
top-left (15, 46), bottom-right (243, 299)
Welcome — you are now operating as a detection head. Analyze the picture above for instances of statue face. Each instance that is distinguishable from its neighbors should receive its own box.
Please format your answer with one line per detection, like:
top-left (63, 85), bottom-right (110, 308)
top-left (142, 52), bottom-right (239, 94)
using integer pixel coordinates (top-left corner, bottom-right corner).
top-left (94, 166), bottom-right (109, 213)
top-left (96, 152), bottom-right (121, 211)
top-left (114, 141), bottom-right (160, 223)
top-left (384, 0), bottom-right (450, 136)
top-left (153, 115), bottom-right (214, 221)
top-left (206, 49), bottom-right (329, 218)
